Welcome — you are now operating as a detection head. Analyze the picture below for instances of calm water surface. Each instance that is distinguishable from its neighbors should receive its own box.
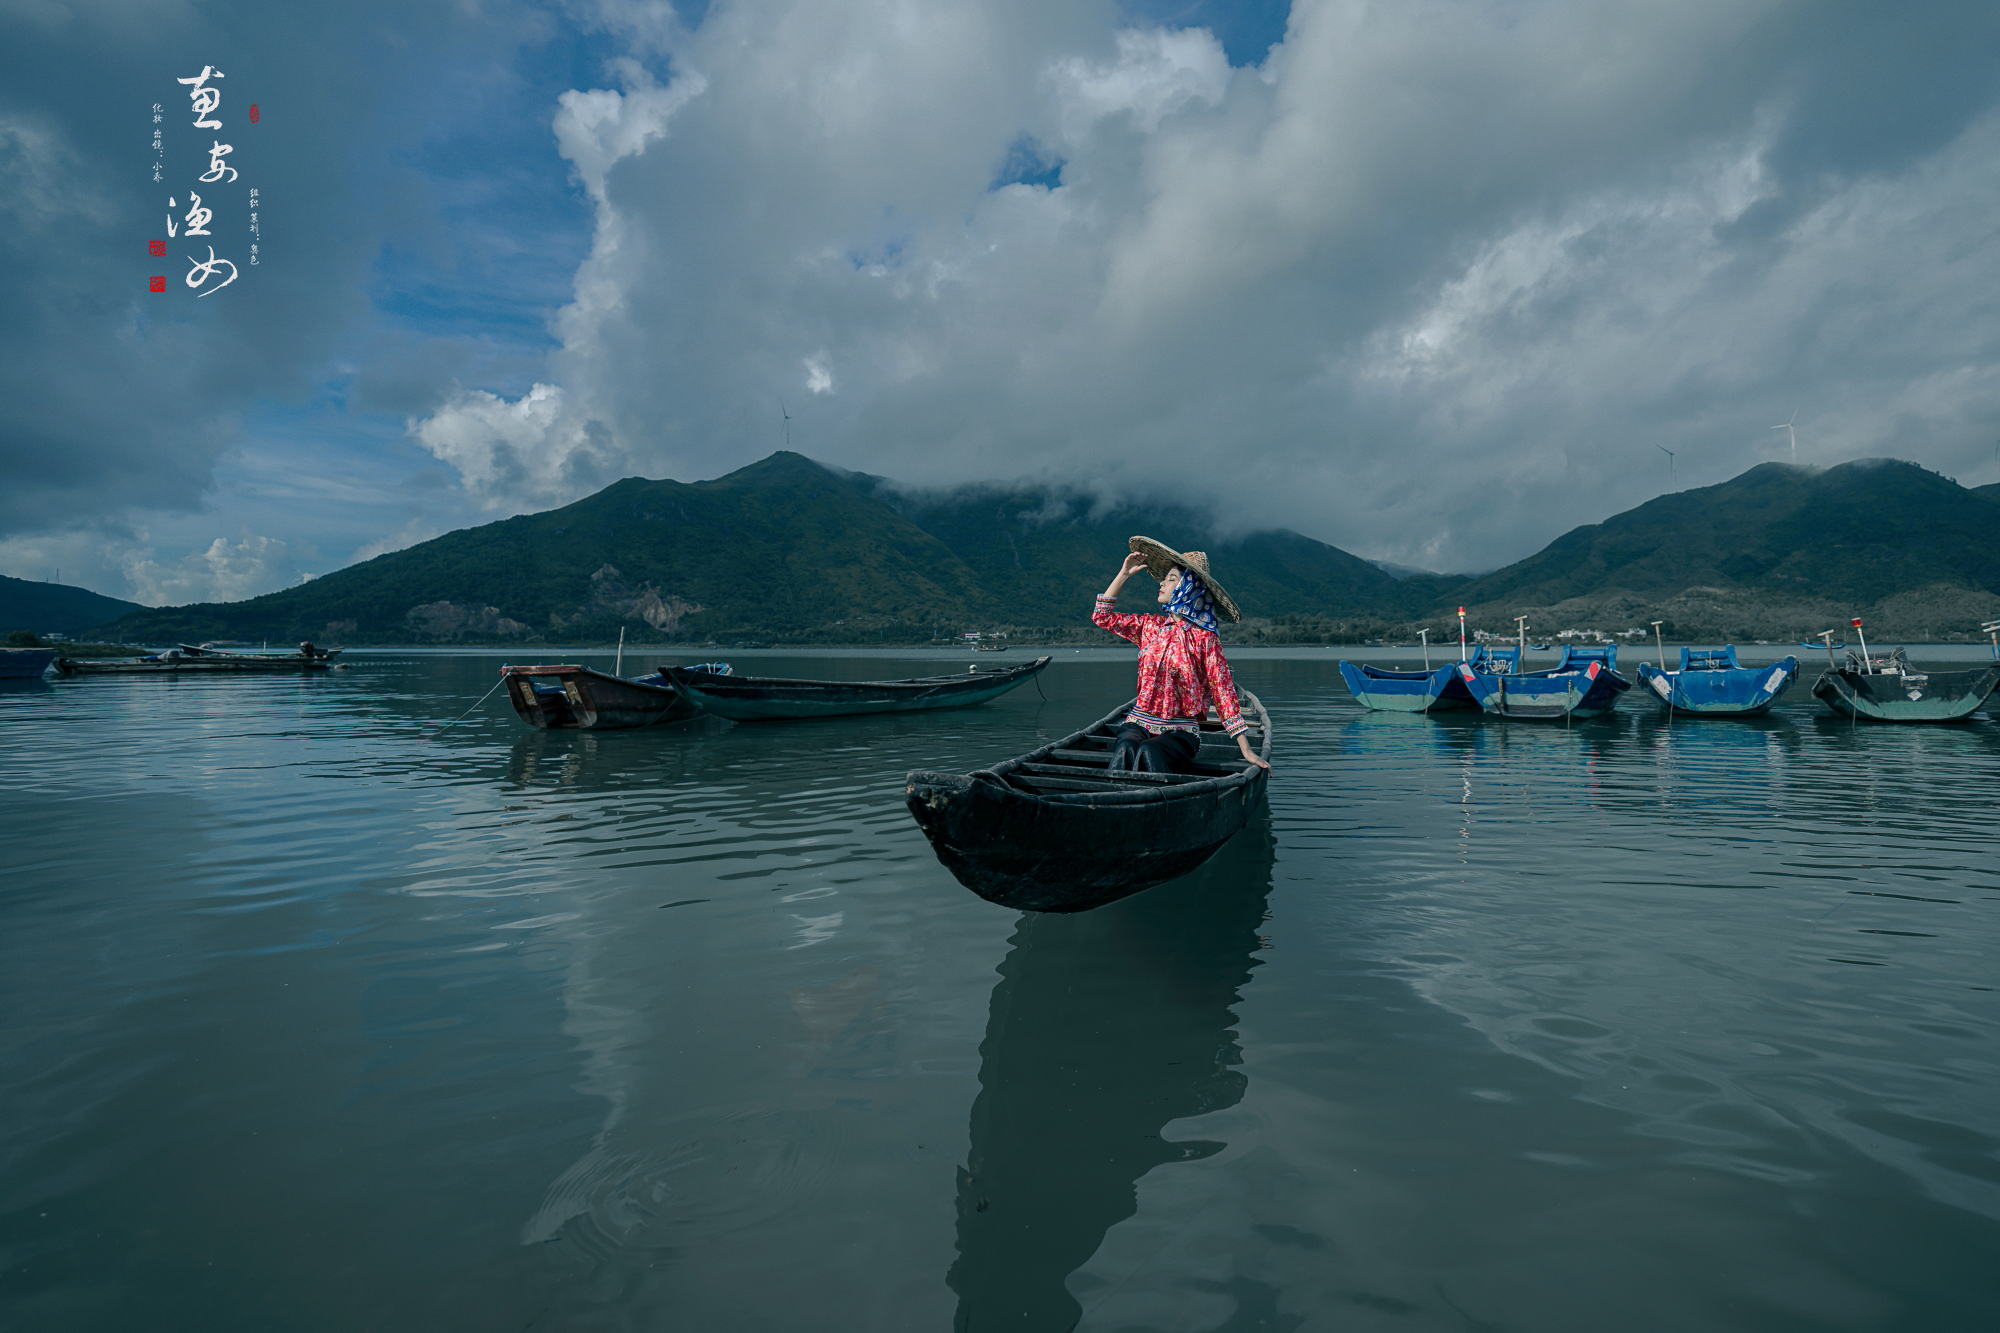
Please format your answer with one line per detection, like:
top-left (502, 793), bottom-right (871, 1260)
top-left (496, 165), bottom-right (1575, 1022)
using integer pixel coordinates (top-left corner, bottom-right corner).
top-left (3, 647), bottom-right (1997, 1331)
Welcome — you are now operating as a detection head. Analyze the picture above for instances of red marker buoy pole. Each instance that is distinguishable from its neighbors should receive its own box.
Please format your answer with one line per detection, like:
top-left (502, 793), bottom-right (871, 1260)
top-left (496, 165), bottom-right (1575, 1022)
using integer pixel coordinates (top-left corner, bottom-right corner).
top-left (1457, 607), bottom-right (1467, 662)
top-left (1851, 616), bottom-right (1870, 670)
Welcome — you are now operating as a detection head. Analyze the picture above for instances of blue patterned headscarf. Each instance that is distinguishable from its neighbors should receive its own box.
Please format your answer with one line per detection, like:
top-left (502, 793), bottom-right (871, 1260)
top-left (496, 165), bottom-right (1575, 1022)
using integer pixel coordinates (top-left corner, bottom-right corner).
top-left (1162, 568), bottom-right (1220, 634)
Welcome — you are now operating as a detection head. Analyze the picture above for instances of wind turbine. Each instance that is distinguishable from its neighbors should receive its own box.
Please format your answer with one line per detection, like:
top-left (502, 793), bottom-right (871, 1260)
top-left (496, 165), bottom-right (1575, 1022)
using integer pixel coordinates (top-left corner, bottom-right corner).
top-left (1772, 409), bottom-right (1798, 464)
top-left (778, 399), bottom-right (792, 450)
top-left (1656, 443), bottom-right (1676, 485)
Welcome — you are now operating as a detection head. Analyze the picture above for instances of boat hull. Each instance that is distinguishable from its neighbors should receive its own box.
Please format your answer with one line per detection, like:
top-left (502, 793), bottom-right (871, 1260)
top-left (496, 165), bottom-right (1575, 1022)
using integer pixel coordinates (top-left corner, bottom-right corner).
top-left (0, 649), bottom-right (58, 679)
top-left (905, 693), bottom-right (1271, 913)
top-left (501, 664), bottom-right (703, 730)
top-left (1337, 661), bottom-right (1476, 712)
top-left (53, 655), bottom-right (339, 674)
top-left (668, 657), bottom-right (1050, 721)
top-left (1635, 657), bottom-right (1800, 716)
top-left (1457, 660), bottom-right (1630, 719)
top-left (1811, 666), bottom-right (2000, 723)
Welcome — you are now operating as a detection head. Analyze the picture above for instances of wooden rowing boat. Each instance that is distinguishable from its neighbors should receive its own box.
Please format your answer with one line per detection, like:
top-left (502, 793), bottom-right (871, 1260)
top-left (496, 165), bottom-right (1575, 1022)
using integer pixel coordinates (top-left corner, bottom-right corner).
top-left (663, 656), bottom-right (1051, 721)
top-left (500, 663), bottom-right (719, 730)
top-left (904, 691), bottom-right (1271, 913)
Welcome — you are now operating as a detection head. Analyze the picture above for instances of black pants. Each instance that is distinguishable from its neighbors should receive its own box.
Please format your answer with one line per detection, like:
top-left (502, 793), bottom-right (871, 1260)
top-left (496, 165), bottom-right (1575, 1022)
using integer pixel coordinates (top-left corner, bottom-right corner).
top-left (1108, 724), bottom-right (1200, 775)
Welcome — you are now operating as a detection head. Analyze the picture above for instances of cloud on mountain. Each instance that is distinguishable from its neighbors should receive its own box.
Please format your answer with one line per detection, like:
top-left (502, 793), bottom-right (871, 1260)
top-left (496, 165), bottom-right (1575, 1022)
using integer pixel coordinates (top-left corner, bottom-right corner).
top-left (405, 0), bottom-right (2000, 574)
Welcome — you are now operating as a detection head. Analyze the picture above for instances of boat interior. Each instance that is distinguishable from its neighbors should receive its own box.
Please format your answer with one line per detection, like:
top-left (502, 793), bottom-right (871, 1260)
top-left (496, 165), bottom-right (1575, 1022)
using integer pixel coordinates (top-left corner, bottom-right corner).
top-left (1678, 646), bottom-right (1743, 671)
top-left (997, 716), bottom-right (1263, 799)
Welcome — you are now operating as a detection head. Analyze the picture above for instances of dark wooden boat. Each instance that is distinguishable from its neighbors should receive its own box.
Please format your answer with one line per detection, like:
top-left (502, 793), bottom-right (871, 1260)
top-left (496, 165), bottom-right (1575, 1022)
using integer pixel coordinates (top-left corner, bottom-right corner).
top-left (178, 642), bottom-right (343, 661)
top-left (500, 663), bottom-right (720, 730)
top-left (904, 691), bottom-right (1271, 913)
top-left (54, 647), bottom-right (343, 674)
top-left (1810, 648), bottom-right (2000, 723)
top-left (664, 657), bottom-right (1051, 721)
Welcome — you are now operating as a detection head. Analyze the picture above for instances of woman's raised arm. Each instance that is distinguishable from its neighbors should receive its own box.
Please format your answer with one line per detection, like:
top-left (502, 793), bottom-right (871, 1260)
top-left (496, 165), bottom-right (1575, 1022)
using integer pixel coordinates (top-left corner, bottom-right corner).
top-left (1099, 551), bottom-right (1150, 601)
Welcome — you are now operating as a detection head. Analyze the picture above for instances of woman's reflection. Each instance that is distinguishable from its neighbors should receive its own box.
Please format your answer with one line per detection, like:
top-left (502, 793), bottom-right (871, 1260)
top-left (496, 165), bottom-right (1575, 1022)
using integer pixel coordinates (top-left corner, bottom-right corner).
top-left (948, 815), bottom-right (1276, 1331)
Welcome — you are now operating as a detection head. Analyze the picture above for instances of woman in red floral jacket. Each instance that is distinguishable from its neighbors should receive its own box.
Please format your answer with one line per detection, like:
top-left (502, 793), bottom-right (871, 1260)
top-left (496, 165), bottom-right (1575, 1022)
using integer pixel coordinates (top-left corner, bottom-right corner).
top-left (1093, 536), bottom-right (1272, 775)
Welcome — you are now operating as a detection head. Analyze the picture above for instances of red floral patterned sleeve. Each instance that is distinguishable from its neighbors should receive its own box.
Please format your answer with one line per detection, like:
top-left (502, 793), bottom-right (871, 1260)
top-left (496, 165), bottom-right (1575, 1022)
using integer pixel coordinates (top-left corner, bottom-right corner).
top-left (1091, 596), bottom-right (1147, 644)
top-left (1190, 632), bottom-right (1249, 737)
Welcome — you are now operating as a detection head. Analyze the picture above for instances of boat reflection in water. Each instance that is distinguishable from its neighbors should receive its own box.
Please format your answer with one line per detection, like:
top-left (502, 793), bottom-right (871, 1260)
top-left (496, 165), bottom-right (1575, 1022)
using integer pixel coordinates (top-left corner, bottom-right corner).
top-left (948, 814), bottom-right (1275, 1331)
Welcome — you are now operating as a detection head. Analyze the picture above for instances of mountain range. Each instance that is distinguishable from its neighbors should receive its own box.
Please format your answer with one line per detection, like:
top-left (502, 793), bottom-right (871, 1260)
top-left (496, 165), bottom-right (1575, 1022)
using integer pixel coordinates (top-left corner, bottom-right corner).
top-left (58, 453), bottom-right (2000, 646)
top-left (0, 574), bottom-right (144, 638)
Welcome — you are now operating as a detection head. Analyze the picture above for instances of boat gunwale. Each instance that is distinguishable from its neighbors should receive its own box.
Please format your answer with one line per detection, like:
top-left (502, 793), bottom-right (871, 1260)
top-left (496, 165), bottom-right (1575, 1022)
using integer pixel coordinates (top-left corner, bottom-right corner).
top-left (910, 689), bottom-right (1270, 808)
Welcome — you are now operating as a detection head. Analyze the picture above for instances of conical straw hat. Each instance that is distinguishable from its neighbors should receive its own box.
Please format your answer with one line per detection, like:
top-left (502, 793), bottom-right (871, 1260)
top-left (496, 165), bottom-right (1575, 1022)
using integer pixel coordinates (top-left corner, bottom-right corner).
top-left (1128, 536), bottom-right (1242, 623)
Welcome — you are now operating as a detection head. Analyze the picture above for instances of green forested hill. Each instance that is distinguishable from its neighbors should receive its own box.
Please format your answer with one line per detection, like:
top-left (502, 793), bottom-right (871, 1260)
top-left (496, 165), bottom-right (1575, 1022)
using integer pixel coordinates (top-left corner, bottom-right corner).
top-left (1450, 460), bottom-right (2000, 607)
top-left (1, 574), bottom-right (144, 636)
top-left (1436, 459), bottom-right (2000, 639)
top-left (92, 453), bottom-right (1399, 644)
top-left (85, 453), bottom-right (2000, 645)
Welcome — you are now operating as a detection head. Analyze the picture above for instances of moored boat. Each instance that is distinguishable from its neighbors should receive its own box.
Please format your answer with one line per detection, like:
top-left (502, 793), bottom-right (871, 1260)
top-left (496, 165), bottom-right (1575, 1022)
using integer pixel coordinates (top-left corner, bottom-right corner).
top-left (664, 657), bottom-right (1051, 721)
top-left (1635, 646), bottom-right (1801, 716)
top-left (0, 648), bottom-right (58, 680)
top-left (905, 690), bottom-right (1271, 913)
top-left (54, 645), bottom-right (343, 674)
top-left (1457, 644), bottom-right (1631, 720)
top-left (1810, 647), bottom-right (2000, 724)
top-left (178, 642), bottom-right (343, 662)
top-left (1338, 646), bottom-right (1519, 713)
top-left (500, 662), bottom-right (728, 730)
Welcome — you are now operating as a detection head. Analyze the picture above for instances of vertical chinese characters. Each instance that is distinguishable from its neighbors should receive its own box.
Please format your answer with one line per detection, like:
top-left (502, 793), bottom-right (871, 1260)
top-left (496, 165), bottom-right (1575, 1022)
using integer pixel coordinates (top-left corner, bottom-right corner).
top-left (171, 67), bottom-right (238, 296)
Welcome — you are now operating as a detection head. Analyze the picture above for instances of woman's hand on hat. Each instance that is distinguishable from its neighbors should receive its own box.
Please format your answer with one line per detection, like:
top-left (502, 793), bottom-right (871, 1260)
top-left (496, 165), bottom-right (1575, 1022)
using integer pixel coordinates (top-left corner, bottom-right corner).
top-left (1102, 551), bottom-right (1150, 599)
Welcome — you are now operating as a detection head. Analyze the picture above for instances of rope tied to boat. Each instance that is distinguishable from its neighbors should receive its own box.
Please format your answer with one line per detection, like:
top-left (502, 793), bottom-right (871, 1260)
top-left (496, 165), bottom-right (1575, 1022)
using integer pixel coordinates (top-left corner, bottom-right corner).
top-left (433, 669), bottom-right (510, 737)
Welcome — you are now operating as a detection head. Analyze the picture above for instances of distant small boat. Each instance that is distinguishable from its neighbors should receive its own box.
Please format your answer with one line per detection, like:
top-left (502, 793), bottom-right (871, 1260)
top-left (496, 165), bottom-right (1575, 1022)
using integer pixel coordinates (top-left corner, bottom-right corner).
top-left (665, 657), bottom-right (1051, 721)
top-left (905, 691), bottom-right (1271, 912)
top-left (55, 644), bottom-right (342, 674)
top-left (1799, 640), bottom-right (1846, 650)
top-left (1528, 643), bottom-right (1551, 651)
top-left (178, 642), bottom-right (342, 661)
top-left (974, 643), bottom-right (1007, 653)
top-left (1635, 646), bottom-right (1801, 716)
top-left (0, 648), bottom-right (58, 680)
top-left (1457, 644), bottom-right (1631, 720)
top-left (1811, 646), bottom-right (2000, 723)
top-left (500, 662), bottom-right (728, 730)
top-left (1339, 646), bottom-right (1519, 713)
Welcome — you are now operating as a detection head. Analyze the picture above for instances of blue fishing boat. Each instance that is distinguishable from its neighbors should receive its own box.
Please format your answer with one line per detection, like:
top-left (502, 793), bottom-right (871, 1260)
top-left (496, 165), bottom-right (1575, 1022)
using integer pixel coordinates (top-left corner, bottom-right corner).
top-left (1634, 646), bottom-right (1801, 716)
top-left (1456, 644), bottom-right (1631, 720)
top-left (0, 648), bottom-right (58, 680)
top-left (1338, 646), bottom-right (1519, 713)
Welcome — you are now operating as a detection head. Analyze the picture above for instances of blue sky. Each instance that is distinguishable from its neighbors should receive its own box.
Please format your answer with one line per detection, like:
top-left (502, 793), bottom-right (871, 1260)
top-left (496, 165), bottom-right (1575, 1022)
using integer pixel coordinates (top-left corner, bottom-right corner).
top-left (4, 0), bottom-right (2000, 604)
